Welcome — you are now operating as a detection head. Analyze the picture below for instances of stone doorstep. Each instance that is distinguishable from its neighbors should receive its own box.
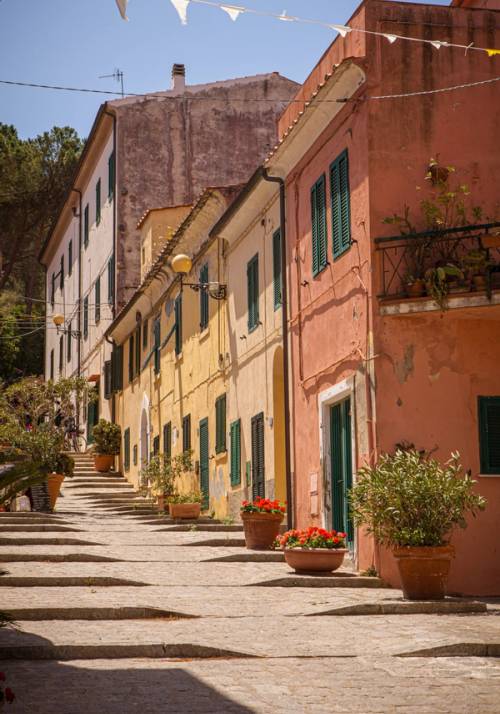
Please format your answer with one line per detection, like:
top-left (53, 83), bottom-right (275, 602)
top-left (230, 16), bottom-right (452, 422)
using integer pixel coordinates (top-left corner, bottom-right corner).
top-left (157, 525), bottom-right (244, 533)
top-left (0, 553), bottom-right (121, 563)
top-left (206, 552), bottom-right (285, 563)
top-left (0, 526), bottom-right (82, 533)
top-left (184, 539), bottom-right (246, 547)
top-left (0, 519), bottom-right (74, 526)
top-left (0, 577), bottom-right (149, 587)
top-left (398, 642), bottom-right (500, 658)
top-left (67, 484), bottom-right (133, 490)
top-left (309, 599), bottom-right (489, 616)
top-left (252, 575), bottom-right (388, 589)
top-left (7, 607), bottom-right (197, 621)
top-left (0, 643), bottom-right (256, 661)
top-left (130, 518), bottom-right (223, 525)
top-left (0, 538), bottom-right (103, 546)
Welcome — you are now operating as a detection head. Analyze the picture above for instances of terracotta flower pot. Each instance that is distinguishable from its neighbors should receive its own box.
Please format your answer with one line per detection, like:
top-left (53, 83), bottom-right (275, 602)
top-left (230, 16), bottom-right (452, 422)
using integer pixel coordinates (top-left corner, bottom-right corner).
top-left (94, 454), bottom-right (114, 473)
top-left (156, 494), bottom-right (167, 513)
top-left (241, 511), bottom-right (284, 550)
top-left (284, 547), bottom-right (348, 574)
top-left (169, 502), bottom-right (201, 520)
top-left (473, 274), bottom-right (487, 291)
top-left (393, 545), bottom-right (455, 600)
top-left (406, 280), bottom-right (425, 298)
top-left (47, 473), bottom-right (65, 510)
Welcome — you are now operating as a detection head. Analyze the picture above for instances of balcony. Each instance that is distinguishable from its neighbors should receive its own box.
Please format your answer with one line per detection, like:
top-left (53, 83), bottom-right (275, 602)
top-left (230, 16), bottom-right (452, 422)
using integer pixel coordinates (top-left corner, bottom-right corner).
top-left (375, 222), bottom-right (500, 316)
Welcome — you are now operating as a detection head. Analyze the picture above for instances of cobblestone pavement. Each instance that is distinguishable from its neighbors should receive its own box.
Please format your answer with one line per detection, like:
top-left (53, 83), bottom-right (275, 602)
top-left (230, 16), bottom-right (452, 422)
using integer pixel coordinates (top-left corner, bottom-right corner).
top-left (0, 460), bottom-right (499, 713)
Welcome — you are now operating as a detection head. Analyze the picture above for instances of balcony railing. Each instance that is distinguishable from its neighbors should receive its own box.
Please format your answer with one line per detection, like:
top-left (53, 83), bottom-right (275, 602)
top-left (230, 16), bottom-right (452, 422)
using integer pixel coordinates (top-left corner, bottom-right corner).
top-left (375, 222), bottom-right (500, 302)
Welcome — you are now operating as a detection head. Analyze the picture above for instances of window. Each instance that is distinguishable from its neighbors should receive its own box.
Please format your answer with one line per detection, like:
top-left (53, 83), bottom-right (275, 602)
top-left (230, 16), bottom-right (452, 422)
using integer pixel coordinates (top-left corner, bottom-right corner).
top-left (247, 254), bottom-right (259, 332)
top-left (50, 273), bottom-right (55, 307)
top-left (251, 412), bottom-right (265, 499)
top-left (174, 294), bottom-right (182, 355)
top-left (142, 319), bottom-right (148, 349)
top-left (67, 322), bottom-right (72, 362)
top-left (95, 277), bottom-right (101, 324)
top-left (128, 333), bottom-right (135, 382)
top-left (133, 445), bottom-right (138, 466)
top-left (60, 255), bottom-right (64, 290)
top-left (68, 240), bottom-right (73, 277)
top-left (111, 344), bottom-right (123, 392)
top-left (135, 324), bottom-right (141, 375)
top-left (163, 421), bottom-right (172, 461)
top-left (104, 360), bottom-right (112, 399)
top-left (330, 150), bottom-right (351, 259)
top-left (49, 349), bottom-right (54, 380)
top-left (108, 152), bottom-right (115, 199)
top-left (200, 263), bottom-right (209, 330)
top-left (230, 419), bottom-right (241, 486)
top-left (83, 296), bottom-right (89, 339)
top-left (153, 435), bottom-right (160, 457)
top-left (182, 414), bottom-right (191, 452)
top-left (96, 179), bottom-right (101, 225)
top-left (215, 394), bottom-right (227, 454)
top-left (273, 228), bottom-right (282, 309)
top-left (123, 428), bottom-right (130, 471)
top-left (84, 204), bottom-right (89, 248)
top-left (59, 335), bottom-right (63, 373)
top-left (153, 317), bottom-right (161, 374)
top-left (478, 397), bottom-right (500, 474)
top-left (311, 174), bottom-right (327, 276)
top-left (107, 257), bottom-right (115, 304)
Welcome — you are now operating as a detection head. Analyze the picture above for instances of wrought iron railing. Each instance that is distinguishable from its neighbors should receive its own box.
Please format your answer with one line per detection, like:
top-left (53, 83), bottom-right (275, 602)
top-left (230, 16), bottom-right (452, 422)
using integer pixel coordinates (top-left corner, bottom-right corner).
top-left (375, 222), bottom-right (500, 300)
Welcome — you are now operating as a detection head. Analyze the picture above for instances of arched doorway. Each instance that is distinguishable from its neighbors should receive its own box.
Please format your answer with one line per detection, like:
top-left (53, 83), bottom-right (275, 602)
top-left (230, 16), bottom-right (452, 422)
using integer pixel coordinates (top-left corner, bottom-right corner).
top-left (273, 347), bottom-right (286, 502)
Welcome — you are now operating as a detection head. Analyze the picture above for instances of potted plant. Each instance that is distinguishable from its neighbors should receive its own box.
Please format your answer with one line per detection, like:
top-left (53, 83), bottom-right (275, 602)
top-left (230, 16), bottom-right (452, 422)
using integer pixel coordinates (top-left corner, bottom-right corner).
top-left (91, 419), bottom-right (121, 473)
top-left (462, 249), bottom-right (491, 291)
top-left (349, 449), bottom-right (486, 600)
top-left (240, 498), bottom-right (286, 550)
top-left (275, 526), bottom-right (348, 573)
top-left (139, 455), bottom-right (175, 511)
top-left (47, 452), bottom-right (74, 510)
top-left (168, 490), bottom-right (203, 520)
top-left (403, 272), bottom-right (426, 298)
top-left (424, 263), bottom-right (464, 310)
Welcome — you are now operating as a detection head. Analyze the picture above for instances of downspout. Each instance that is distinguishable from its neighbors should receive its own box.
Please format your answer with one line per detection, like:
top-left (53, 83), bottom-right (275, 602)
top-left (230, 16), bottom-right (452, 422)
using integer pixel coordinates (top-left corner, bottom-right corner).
top-left (261, 168), bottom-right (293, 530)
top-left (104, 108), bottom-right (117, 424)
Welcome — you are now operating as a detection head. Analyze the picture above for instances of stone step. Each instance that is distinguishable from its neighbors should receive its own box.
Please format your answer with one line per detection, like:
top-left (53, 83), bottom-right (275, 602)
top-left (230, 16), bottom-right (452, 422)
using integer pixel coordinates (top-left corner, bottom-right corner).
top-left (205, 552), bottom-right (285, 563)
top-left (0, 553), bottom-right (121, 563)
top-left (66, 483), bottom-right (133, 490)
top-left (0, 526), bottom-right (82, 533)
top-left (0, 538), bottom-right (102, 546)
top-left (157, 525), bottom-right (243, 533)
top-left (6, 606), bottom-right (196, 620)
top-left (184, 538), bottom-right (246, 547)
top-left (252, 574), bottom-right (388, 589)
top-left (0, 576), bottom-right (148, 587)
top-left (310, 599), bottom-right (488, 616)
top-left (0, 518), bottom-right (75, 526)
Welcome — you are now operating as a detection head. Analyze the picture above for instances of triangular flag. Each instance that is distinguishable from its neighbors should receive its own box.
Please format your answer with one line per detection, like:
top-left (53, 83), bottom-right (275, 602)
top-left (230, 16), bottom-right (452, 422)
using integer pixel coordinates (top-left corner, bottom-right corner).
top-left (329, 24), bottom-right (352, 38)
top-left (279, 11), bottom-right (294, 22)
top-left (383, 33), bottom-right (398, 44)
top-left (221, 4), bottom-right (244, 21)
top-left (430, 40), bottom-right (449, 50)
top-left (115, 0), bottom-right (128, 20)
top-left (486, 48), bottom-right (500, 57)
top-left (171, 0), bottom-right (189, 25)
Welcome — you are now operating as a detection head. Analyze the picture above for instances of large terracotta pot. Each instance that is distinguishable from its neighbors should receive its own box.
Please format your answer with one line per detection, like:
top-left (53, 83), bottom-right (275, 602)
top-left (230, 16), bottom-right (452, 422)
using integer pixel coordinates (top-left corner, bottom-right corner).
top-left (156, 494), bottom-right (167, 513)
top-left (47, 473), bottom-right (65, 510)
top-left (241, 511), bottom-right (284, 550)
top-left (94, 454), bottom-right (114, 473)
top-left (169, 503), bottom-right (201, 520)
top-left (393, 545), bottom-right (455, 600)
top-left (284, 547), bottom-right (348, 574)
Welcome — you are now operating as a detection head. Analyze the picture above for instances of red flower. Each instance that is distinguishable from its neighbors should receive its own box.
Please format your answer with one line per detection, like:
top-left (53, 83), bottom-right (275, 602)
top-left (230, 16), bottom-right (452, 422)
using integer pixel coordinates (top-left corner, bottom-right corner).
top-left (5, 688), bottom-right (14, 703)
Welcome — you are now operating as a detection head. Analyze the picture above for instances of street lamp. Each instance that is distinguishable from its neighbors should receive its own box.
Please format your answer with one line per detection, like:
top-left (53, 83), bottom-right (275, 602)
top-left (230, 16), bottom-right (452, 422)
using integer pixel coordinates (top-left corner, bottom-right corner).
top-left (52, 314), bottom-right (81, 338)
top-left (171, 253), bottom-right (227, 300)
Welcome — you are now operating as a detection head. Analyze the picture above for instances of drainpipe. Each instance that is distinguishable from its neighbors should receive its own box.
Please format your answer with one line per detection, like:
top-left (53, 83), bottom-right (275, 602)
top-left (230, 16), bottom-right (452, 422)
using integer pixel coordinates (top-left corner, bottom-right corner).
top-left (104, 108), bottom-right (117, 426)
top-left (261, 168), bottom-right (293, 530)
top-left (105, 334), bottom-right (116, 424)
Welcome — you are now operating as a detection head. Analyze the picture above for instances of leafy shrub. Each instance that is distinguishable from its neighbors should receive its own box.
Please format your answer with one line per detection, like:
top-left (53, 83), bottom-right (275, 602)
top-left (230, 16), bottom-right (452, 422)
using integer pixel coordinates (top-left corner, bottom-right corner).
top-left (349, 449), bottom-right (486, 547)
top-left (92, 420), bottom-right (121, 455)
top-left (168, 490), bottom-right (203, 504)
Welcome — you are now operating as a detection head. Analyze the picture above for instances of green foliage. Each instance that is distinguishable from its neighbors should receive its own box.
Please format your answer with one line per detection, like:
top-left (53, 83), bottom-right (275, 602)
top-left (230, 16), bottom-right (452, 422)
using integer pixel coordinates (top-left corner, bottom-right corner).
top-left (349, 449), bottom-right (486, 547)
top-left (140, 450), bottom-right (193, 498)
top-left (167, 490), bottom-right (203, 504)
top-left (91, 419), bottom-right (121, 455)
top-left (424, 263), bottom-right (464, 310)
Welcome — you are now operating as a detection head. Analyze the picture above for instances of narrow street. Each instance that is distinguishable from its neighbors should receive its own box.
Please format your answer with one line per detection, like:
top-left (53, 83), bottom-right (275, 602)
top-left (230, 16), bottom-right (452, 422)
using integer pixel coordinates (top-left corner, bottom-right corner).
top-left (0, 455), bottom-right (498, 712)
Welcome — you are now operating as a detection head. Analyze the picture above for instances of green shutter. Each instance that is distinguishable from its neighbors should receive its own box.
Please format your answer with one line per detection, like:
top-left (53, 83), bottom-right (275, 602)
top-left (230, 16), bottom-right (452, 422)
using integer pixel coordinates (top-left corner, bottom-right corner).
top-left (142, 319), bottom-right (149, 349)
top-left (183, 414), bottom-right (191, 452)
top-left (331, 150), bottom-right (351, 259)
top-left (247, 254), bottom-right (259, 331)
top-left (111, 344), bottom-right (123, 391)
top-left (199, 418), bottom-right (209, 509)
top-left (95, 277), bottom-right (101, 323)
top-left (84, 204), bottom-right (89, 248)
top-left (67, 322), bottom-right (72, 362)
top-left (311, 175), bottom-right (327, 276)
top-left (273, 229), bottom-right (282, 309)
top-left (96, 179), bottom-right (101, 225)
top-left (215, 394), bottom-right (226, 454)
top-left (128, 334), bottom-right (134, 382)
top-left (107, 257), bottom-right (115, 304)
top-left (153, 435), bottom-right (160, 456)
top-left (50, 349), bottom-right (54, 380)
top-left (200, 263), bottom-right (209, 330)
top-left (478, 397), bottom-right (500, 474)
top-left (108, 152), bottom-right (115, 199)
top-left (51, 273), bottom-right (55, 306)
top-left (251, 412), bottom-right (265, 499)
top-left (124, 428), bottom-right (130, 471)
top-left (104, 360), bottom-right (112, 399)
top-left (230, 419), bottom-right (241, 486)
top-left (60, 255), bottom-right (64, 290)
top-left (68, 240), bottom-right (73, 277)
top-left (83, 297), bottom-right (89, 339)
top-left (154, 318), bottom-right (161, 374)
top-left (135, 325), bottom-right (141, 374)
top-left (174, 295), bottom-right (182, 355)
top-left (163, 421), bottom-right (172, 460)
top-left (59, 335), bottom-right (63, 373)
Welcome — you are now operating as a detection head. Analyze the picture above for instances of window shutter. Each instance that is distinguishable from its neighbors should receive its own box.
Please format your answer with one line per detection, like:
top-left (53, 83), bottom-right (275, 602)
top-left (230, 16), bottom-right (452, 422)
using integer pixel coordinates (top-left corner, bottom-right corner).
top-left (251, 412), bottom-right (265, 499)
top-left (83, 297), bottom-right (89, 339)
top-left (215, 395), bottom-right (226, 453)
top-left (153, 435), bottom-right (160, 456)
top-left (135, 325), bottom-right (141, 374)
top-left (154, 318), bottom-right (161, 374)
top-left (273, 229), bottom-right (282, 309)
top-left (104, 360), bottom-right (112, 399)
top-left (478, 397), bottom-right (500, 474)
top-left (107, 257), bottom-right (115, 304)
top-left (50, 349), bottom-right (54, 380)
top-left (51, 273), bottom-right (55, 306)
top-left (230, 419), bottom-right (241, 486)
top-left (163, 421), bottom-right (172, 460)
top-left (331, 150), bottom-right (351, 259)
top-left (174, 295), bottom-right (182, 355)
top-left (68, 240), bottom-right (73, 277)
top-left (67, 322), bottom-right (72, 362)
top-left (128, 334), bottom-right (135, 382)
top-left (200, 264), bottom-right (209, 330)
top-left (142, 319), bottom-right (148, 349)
top-left (111, 344), bottom-right (123, 391)
top-left (182, 414), bottom-right (191, 452)
top-left (59, 335), bottom-right (63, 373)
top-left (247, 255), bottom-right (259, 331)
top-left (95, 277), bottom-right (101, 323)
top-left (96, 179), bottom-right (101, 225)
top-left (60, 255), bottom-right (64, 290)
top-left (84, 204), bottom-right (89, 248)
top-left (124, 428), bottom-right (130, 471)
top-left (311, 175), bottom-right (327, 275)
top-left (108, 152), bottom-right (115, 199)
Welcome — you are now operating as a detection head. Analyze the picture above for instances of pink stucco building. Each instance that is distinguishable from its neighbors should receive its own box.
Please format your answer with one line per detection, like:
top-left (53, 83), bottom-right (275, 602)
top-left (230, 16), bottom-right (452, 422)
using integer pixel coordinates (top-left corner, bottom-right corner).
top-left (276, 0), bottom-right (500, 595)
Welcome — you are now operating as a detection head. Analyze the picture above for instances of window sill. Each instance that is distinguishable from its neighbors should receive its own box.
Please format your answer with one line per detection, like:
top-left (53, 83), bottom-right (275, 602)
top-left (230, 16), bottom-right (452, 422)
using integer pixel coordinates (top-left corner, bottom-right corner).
top-left (478, 473), bottom-right (500, 478)
top-left (214, 450), bottom-right (227, 462)
top-left (199, 327), bottom-right (210, 342)
top-left (248, 323), bottom-right (260, 334)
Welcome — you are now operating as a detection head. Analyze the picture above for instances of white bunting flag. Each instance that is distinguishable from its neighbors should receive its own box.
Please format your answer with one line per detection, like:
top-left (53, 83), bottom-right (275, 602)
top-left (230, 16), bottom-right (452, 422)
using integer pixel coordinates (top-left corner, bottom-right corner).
top-left (430, 40), bottom-right (449, 50)
top-left (115, 0), bottom-right (128, 20)
top-left (383, 33), bottom-right (398, 44)
top-left (279, 11), bottom-right (294, 22)
top-left (329, 24), bottom-right (352, 38)
top-left (171, 0), bottom-right (190, 25)
top-left (221, 4), bottom-right (244, 21)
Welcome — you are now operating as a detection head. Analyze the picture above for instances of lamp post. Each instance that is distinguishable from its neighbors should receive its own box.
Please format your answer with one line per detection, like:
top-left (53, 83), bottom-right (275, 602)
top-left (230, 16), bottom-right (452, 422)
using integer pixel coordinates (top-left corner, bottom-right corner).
top-left (52, 313), bottom-right (81, 338)
top-left (171, 253), bottom-right (227, 300)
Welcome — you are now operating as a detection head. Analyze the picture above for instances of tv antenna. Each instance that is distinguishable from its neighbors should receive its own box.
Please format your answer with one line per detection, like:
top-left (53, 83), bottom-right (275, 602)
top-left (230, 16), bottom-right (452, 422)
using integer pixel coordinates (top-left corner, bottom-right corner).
top-left (98, 68), bottom-right (124, 98)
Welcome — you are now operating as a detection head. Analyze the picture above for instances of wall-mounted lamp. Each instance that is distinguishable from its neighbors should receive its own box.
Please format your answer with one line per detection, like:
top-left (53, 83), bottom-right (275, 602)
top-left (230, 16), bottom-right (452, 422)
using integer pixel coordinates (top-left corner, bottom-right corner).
top-left (52, 313), bottom-right (81, 338)
top-left (171, 253), bottom-right (227, 300)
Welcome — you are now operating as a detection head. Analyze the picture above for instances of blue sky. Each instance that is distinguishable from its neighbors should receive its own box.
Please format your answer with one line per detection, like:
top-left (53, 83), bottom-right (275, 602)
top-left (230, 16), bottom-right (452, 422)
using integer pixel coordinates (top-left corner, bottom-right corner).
top-left (0, 0), bottom-right (449, 139)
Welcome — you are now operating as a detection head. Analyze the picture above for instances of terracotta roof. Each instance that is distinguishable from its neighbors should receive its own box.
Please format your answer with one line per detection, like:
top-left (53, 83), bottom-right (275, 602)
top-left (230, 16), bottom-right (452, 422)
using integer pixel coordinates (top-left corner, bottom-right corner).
top-left (136, 204), bottom-right (192, 229)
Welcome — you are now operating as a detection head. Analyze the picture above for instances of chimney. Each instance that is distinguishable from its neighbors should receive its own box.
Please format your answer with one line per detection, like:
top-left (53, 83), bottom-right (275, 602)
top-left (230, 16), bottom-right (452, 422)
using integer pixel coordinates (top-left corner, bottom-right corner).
top-left (171, 64), bottom-right (186, 92)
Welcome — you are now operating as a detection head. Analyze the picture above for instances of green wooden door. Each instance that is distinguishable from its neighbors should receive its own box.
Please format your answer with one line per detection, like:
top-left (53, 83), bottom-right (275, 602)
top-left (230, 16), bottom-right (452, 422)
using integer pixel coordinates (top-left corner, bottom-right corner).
top-left (199, 418), bottom-right (209, 510)
top-left (330, 398), bottom-right (353, 547)
top-left (251, 412), bottom-right (265, 499)
top-left (86, 387), bottom-right (99, 445)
